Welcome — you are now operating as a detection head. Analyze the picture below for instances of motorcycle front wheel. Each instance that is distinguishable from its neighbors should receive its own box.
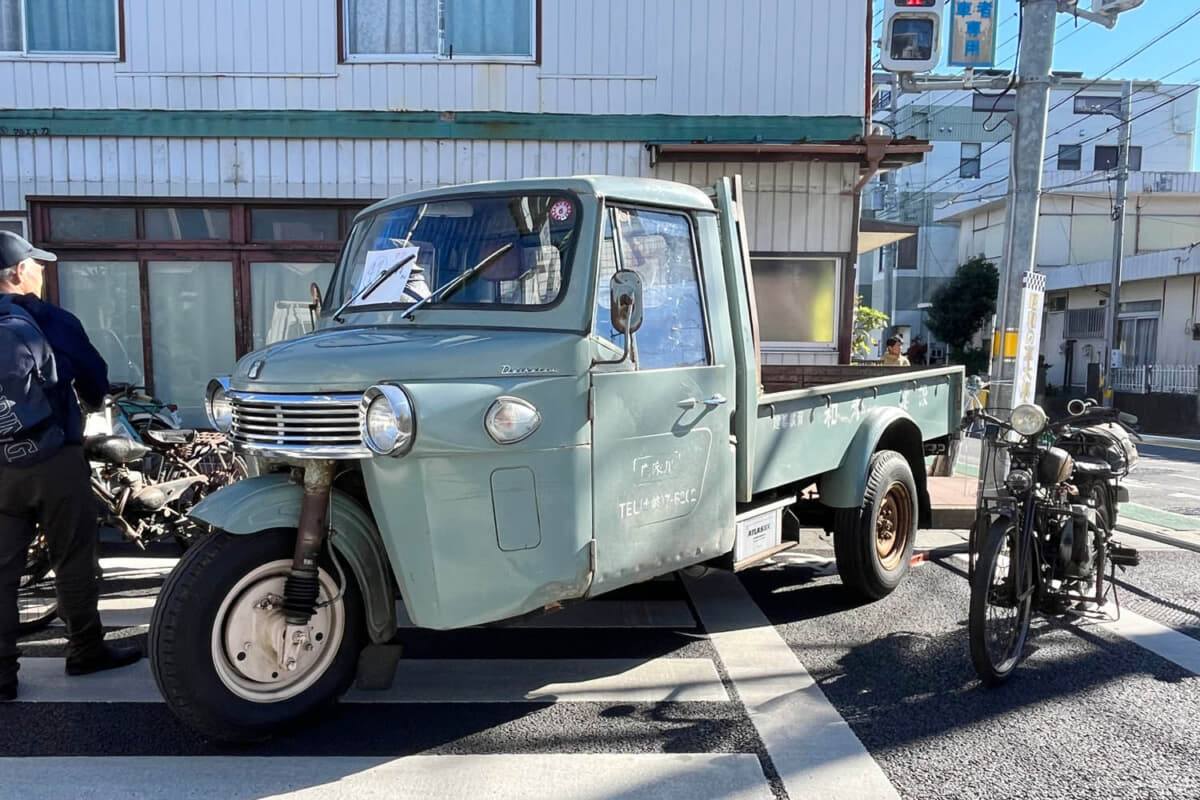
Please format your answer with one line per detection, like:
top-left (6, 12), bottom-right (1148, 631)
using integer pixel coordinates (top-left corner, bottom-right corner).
top-left (149, 528), bottom-right (365, 743)
top-left (969, 516), bottom-right (1033, 686)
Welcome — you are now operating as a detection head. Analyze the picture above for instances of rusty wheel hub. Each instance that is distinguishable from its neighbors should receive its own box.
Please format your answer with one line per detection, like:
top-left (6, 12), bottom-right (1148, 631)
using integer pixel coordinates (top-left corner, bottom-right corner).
top-left (875, 482), bottom-right (912, 571)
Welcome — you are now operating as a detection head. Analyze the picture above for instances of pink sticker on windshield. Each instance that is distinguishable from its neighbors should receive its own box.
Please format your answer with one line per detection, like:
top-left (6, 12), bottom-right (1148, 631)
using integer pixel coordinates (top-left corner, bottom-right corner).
top-left (550, 200), bottom-right (573, 222)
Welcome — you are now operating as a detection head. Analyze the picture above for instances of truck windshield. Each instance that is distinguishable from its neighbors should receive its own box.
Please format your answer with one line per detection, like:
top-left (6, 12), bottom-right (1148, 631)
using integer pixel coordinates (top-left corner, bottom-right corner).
top-left (327, 193), bottom-right (581, 313)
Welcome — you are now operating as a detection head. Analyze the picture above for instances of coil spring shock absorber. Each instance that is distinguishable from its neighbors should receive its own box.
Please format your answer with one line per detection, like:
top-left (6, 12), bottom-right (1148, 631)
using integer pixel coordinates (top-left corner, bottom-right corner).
top-left (283, 461), bottom-right (335, 625)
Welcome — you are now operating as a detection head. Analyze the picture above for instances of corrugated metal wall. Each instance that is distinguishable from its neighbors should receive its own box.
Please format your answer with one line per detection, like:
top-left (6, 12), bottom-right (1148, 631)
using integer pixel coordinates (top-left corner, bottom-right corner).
top-left (655, 161), bottom-right (856, 253)
top-left (0, 136), bottom-right (651, 209)
top-left (0, 0), bottom-right (866, 116)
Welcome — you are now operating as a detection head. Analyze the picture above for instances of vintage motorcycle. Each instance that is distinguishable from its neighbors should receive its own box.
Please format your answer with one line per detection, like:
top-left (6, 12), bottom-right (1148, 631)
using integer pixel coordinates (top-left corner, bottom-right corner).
top-left (966, 398), bottom-right (1142, 686)
top-left (16, 394), bottom-right (245, 633)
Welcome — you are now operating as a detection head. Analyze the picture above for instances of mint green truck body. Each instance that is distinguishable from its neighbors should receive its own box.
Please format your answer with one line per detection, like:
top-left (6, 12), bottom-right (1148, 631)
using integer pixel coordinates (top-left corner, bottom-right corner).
top-left (193, 175), bottom-right (964, 639)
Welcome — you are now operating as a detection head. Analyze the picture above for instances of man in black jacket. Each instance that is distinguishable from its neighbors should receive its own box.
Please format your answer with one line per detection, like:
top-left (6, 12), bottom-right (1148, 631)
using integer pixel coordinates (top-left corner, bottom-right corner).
top-left (0, 230), bottom-right (141, 702)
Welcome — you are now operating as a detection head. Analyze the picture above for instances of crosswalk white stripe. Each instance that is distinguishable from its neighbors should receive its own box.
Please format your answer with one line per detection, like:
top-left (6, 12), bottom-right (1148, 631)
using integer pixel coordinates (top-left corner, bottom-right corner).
top-left (13, 657), bottom-right (729, 704)
top-left (1, 754), bottom-right (775, 800)
top-left (1097, 606), bottom-right (1200, 676)
top-left (396, 600), bottom-right (697, 629)
top-left (52, 597), bottom-right (698, 632)
top-left (683, 571), bottom-right (901, 800)
top-left (345, 658), bottom-right (728, 703)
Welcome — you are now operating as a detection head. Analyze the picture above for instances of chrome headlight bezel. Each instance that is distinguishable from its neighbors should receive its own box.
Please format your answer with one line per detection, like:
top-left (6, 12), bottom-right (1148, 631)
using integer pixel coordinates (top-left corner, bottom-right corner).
top-left (205, 377), bottom-right (233, 432)
top-left (360, 384), bottom-right (415, 456)
top-left (1004, 468), bottom-right (1035, 495)
top-left (1010, 403), bottom-right (1048, 437)
top-left (484, 396), bottom-right (542, 445)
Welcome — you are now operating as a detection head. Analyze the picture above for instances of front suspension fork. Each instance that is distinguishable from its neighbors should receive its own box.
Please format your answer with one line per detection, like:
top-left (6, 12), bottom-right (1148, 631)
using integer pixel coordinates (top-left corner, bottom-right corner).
top-left (282, 460), bottom-right (335, 625)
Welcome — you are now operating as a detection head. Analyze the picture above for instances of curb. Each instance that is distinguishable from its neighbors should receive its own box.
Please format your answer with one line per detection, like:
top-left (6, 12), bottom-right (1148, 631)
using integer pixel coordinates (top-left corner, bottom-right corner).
top-left (1139, 434), bottom-right (1200, 452)
top-left (1115, 522), bottom-right (1200, 555)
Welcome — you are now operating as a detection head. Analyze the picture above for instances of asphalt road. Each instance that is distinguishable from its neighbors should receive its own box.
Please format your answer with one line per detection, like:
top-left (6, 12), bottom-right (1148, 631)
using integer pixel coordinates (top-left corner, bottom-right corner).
top-left (7, 533), bottom-right (1200, 799)
top-left (1122, 443), bottom-right (1200, 519)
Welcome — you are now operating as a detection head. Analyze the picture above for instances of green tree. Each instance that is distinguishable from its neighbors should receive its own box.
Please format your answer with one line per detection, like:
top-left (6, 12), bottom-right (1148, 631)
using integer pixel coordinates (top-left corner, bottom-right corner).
top-left (925, 256), bottom-right (999, 373)
top-left (851, 295), bottom-right (890, 361)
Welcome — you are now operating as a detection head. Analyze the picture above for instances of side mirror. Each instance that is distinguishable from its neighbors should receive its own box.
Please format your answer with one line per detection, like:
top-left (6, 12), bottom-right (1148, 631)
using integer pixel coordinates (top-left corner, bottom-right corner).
top-left (609, 269), bottom-right (643, 336)
top-left (1118, 411), bottom-right (1138, 426)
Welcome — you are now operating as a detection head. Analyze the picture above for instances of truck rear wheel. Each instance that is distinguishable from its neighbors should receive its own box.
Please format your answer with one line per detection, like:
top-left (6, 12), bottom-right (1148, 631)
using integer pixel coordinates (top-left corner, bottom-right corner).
top-left (149, 528), bottom-right (365, 743)
top-left (833, 450), bottom-right (918, 600)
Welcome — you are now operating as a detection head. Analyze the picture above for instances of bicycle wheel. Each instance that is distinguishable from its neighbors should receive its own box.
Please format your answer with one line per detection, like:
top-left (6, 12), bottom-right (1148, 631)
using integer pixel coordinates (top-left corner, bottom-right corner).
top-left (18, 535), bottom-right (58, 635)
top-left (969, 515), bottom-right (1032, 686)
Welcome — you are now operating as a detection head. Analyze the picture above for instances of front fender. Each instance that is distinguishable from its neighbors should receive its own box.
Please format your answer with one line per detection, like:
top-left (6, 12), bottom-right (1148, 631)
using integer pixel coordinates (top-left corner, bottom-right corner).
top-left (190, 474), bottom-right (398, 643)
top-left (818, 407), bottom-right (932, 526)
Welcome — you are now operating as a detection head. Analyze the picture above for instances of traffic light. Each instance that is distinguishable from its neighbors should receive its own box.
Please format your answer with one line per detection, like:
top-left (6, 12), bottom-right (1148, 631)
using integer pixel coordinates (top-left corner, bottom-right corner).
top-left (881, 0), bottom-right (946, 74)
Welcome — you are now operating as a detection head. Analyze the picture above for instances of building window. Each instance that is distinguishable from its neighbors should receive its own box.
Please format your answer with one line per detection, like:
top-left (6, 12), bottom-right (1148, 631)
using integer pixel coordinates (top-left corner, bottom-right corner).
top-left (1057, 144), bottom-right (1082, 171)
top-left (1094, 145), bottom-right (1142, 171)
top-left (750, 256), bottom-right (838, 346)
top-left (0, 217), bottom-right (25, 236)
top-left (0, 0), bottom-right (119, 55)
top-left (959, 143), bottom-right (982, 179)
top-left (896, 232), bottom-right (919, 270)
top-left (343, 0), bottom-right (536, 62)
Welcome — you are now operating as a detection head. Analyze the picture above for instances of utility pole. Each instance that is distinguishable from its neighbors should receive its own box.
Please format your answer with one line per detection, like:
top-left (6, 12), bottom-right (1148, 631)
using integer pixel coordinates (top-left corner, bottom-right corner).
top-left (1100, 80), bottom-right (1133, 407)
top-left (988, 0), bottom-right (1057, 412)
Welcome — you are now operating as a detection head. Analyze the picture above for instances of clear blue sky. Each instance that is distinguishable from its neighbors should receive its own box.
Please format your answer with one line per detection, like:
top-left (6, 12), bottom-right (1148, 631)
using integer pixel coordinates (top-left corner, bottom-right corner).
top-left (875, 3), bottom-right (1200, 166)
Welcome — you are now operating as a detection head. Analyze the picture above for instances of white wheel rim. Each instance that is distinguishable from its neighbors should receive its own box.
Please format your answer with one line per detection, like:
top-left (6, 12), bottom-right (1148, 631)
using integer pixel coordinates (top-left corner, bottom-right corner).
top-left (210, 558), bottom-right (345, 703)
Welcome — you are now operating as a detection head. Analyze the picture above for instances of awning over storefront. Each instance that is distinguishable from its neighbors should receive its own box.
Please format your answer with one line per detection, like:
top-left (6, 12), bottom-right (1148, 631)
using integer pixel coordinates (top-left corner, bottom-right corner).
top-left (858, 219), bottom-right (919, 255)
top-left (646, 135), bottom-right (932, 191)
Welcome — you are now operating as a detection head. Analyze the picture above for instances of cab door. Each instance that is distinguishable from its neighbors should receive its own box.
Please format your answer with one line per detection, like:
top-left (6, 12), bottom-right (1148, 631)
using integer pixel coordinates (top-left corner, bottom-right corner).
top-left (589, 204), bottom-right (735, 595)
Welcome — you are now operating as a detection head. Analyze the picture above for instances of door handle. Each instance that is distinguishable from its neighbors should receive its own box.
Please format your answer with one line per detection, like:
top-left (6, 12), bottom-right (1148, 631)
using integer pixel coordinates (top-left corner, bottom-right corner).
top-left (677, 398), bottom-right (698, 409)
top-left (703, 394), bottom-right (728, 408)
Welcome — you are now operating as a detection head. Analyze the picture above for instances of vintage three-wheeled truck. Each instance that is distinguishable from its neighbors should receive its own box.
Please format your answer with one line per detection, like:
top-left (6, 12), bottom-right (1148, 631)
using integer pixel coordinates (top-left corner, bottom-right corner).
top-left (149, 175), bottom-right (964, 741)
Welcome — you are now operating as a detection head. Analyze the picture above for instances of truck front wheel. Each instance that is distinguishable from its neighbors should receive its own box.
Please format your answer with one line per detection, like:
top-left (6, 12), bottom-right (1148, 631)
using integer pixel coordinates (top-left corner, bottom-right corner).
top-left (832, 450), bottom-right (918, 600)
top-left (149, 528), bottom-right (365, 743)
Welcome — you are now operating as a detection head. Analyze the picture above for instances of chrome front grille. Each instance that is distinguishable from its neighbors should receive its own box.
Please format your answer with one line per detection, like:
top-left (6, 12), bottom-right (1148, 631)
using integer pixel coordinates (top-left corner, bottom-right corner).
top-left (229, 392), bottom-right (371, 459)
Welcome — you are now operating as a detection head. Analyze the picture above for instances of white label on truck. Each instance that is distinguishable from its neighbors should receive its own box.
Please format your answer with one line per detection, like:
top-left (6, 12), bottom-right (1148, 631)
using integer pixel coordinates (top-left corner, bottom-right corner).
top-left (353, 246), bottom-right (423, 305)
top-left (734, 506), bottom-right (783, 563)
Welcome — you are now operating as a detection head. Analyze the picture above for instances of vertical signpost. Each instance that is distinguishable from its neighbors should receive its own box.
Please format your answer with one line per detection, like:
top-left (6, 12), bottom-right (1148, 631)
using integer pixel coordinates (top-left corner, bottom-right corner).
top-left (948, 1), bottom-right (998, 69)
top-left (1012, 271), bottom-right (1047, 407)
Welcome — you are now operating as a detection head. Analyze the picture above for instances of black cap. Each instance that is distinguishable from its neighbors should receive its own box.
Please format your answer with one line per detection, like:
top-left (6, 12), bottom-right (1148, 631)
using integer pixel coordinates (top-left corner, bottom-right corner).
top-left (0, 231), bottom-right (57, 270)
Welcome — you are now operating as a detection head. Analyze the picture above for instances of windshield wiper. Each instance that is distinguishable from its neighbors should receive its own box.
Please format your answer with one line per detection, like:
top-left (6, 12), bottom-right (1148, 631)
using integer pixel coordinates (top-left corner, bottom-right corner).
top-left (332, 252), bottom-right (417, 323)
top-left (402, 243), bottom-right (514, 321)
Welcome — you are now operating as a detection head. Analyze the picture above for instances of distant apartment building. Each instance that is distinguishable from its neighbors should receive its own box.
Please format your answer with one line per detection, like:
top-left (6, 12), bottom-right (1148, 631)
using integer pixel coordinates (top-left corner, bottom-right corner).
top-left (860, 73), bottom-right (1198, 360)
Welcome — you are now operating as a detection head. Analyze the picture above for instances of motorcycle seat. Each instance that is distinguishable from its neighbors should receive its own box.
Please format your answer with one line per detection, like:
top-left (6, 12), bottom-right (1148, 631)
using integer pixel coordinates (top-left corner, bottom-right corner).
top-left (142, 428), bottom-right (197, 448)
top-left (1071, 456), bottom-right (1113, 477)
top-left (84, 435), bottom-right (151, 465)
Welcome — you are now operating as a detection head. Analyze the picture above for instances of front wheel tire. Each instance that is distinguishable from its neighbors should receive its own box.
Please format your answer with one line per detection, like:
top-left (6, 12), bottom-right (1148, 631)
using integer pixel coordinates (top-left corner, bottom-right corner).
top-left (149, 528), bottom-right (365, 743)
top-left (969, 517), bottom-right (1033, 687)
top-left (833, 450), bottom-right (919, 600)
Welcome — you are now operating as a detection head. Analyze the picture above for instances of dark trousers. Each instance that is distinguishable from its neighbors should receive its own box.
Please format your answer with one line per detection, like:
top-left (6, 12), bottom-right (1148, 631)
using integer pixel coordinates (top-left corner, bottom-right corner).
top-left (0, 445), bottom-right (104, 683)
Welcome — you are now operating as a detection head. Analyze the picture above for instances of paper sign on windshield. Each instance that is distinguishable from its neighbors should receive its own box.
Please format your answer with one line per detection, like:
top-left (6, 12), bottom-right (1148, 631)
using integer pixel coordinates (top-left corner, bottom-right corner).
top-left (352, 246), bottom-right (421, 305)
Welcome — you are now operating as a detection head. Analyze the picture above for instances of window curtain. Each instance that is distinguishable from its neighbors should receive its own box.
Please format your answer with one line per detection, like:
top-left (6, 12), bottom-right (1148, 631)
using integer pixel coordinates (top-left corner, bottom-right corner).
top-left (445, 0), bottom-right (531, 56)
top-left (347, 0), bottom-right (438, 55)
top-left (0, 0), bottom-right (19, 51)
top-left (25, 0), bottom-right (116, 52)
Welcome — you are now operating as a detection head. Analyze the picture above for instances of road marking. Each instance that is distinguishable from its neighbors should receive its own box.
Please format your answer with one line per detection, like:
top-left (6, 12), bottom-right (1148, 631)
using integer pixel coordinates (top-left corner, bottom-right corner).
top-left (346, 658), bottom-right (728, 702)
top-left (13, 657), bottom-right (728, 704)
top-left (395, 600), bottom-right (697, 629)
top-left (52, 596), bottom-right (156, 629)
top-left (1099, 606), bottom-right (1200, 676)
top-left (0, 754), bottom-right (775, 800)
top-left (1169, 493), bottom-right (1198, 500)
top-left (683, 571), bottom-right (900, 800)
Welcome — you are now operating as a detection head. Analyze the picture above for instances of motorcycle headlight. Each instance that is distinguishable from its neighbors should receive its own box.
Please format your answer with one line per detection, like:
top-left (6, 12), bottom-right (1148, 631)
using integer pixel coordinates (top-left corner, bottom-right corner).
top-left (360, 384), bottom-right (415, 456)
top-left (484, 396), bottom-right (541, 444)
top-left (1010, 404), bottom-right (1048, 437)
top-left (205, 377), bottom-right (233, 432)
top-left (1004, 468), bottom-right (1034, 495)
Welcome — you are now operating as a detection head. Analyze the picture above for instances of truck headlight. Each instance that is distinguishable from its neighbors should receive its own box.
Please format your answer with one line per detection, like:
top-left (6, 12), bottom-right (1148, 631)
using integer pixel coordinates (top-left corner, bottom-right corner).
top-left (205, 377), bottom-right (233, 432)
top-left (361, 384), bottom-right (415, 456)
top-left (1010, 404), bottom-right (1048, 436)
top-left (484, 396), bottom-right (541, 444)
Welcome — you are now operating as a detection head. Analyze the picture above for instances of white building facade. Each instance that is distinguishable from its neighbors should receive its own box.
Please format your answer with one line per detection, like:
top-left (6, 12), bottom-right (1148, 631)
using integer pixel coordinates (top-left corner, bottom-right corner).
top-left (861, 75), bottom-right (1198, 357)
top-left (0, 0), bottom-right (893, 423)
top-left (949, 171), bottom-right (1200, 392)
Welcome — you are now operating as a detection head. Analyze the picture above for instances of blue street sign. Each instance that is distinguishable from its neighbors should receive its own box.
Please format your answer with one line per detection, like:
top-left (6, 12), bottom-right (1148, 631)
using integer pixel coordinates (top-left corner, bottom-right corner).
top-left (949, 1), bottom-right (997, 68)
